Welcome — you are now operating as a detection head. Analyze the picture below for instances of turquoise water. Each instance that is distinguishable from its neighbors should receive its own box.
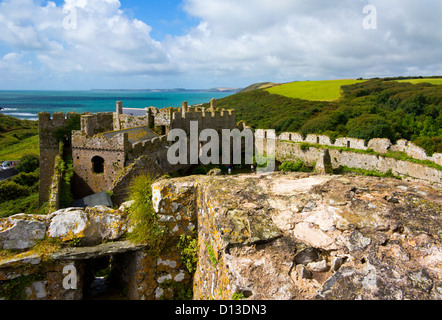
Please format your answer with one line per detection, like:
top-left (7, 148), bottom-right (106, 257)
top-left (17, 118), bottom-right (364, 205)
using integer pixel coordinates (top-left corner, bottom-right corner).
top-left (0, 91), bottom-right (235, 120)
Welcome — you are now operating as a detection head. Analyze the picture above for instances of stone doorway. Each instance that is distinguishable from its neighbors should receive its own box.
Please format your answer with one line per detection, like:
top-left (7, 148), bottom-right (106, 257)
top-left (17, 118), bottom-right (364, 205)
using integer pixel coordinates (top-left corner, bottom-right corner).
top-left (82, 254), bottom-right (129, 300)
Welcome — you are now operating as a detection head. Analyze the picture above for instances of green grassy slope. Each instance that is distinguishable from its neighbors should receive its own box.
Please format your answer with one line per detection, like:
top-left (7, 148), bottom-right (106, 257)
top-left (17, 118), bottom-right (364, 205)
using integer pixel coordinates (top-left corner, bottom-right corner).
top-left (0, 114), bottom-right (39, 161)
top-left (266, 79), bottom-right (365, 101)
top-left (395, 78), bottom-right (442, 85)
top-left (240, 82), bottom-right (281, 93)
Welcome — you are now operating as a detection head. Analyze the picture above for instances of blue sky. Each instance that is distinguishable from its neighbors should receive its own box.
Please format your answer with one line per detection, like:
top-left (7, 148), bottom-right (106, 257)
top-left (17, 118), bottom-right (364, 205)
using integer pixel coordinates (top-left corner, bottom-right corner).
top-left (0, 0), bottom-right (441, 90)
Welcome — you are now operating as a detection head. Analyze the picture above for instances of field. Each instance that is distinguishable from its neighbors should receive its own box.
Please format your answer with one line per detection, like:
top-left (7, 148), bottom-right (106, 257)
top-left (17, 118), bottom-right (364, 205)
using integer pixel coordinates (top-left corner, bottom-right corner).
top-left (0, 134), bottom-right (39, 160)
top-left (395, 78), bottom-right (442, 85)
top-left (0, 114), bottom-right (39, 161)
top-left (265, 79), bottom-right (365, 101)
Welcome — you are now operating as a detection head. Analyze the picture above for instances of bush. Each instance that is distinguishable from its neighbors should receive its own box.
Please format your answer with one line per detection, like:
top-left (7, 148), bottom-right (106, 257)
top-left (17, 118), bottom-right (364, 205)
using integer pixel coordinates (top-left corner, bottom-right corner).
top-left (11, 171), bottom-right (39, 188)
top-left (413, 136), bottom-right (442, 156)
top-left (127, 174), bottom-right (166, 255)
top-left (192, 166), bottom-right (208, 175)
top-left (15, 154), bottom-right (39, 173)
top-left (279, 160), bottom-right (312, 173)
top-left (177, 229), bottom-right (198, 274)
top-left (300, 142), bottom-right (310, 151)
top-left (0, 181), bottom-right (30, 202)
top-left (346, 114), bottom-right (394, 142)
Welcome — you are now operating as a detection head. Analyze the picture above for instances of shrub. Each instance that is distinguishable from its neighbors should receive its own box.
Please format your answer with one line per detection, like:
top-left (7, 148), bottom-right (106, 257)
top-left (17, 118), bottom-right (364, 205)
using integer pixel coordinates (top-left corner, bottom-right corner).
top-left (11, 171), bottom-right (39, 188)
top-left (15, 154), bottom-right (39, 173)
top-left (127, 174), bottom-right (166, 255)
top-left (346, 114), bottom-right (394, 142)
top-left (192, 166), bottom-right (208, 175)
top-left (413, 136), bottom-right (442, 156)
top-left (279, 160), bottom-right (312, 172)
top-left (53, 113), bottom-right (81, 144)
top-left (300, 142), bottom-right (310, 151)
top-left (177, 229), bottom-right (198, 274)
top-left (0, 181), bottom-right (30, 202)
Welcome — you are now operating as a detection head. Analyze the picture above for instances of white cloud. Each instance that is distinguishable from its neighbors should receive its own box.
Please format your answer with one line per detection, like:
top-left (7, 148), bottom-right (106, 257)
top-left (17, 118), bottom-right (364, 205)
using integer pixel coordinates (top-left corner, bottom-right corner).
top-left (169, 0), bottom-right (442, 85)
top-left (0, 0), bottom-right (441, 89)
top-left (0, 0), bottom-right (173, 88)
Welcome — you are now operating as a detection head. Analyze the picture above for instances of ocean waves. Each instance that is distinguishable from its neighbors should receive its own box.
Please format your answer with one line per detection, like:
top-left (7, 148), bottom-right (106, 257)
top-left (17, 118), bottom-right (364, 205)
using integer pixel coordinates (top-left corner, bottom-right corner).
top-left (0, 90), bottom-right (234, 120)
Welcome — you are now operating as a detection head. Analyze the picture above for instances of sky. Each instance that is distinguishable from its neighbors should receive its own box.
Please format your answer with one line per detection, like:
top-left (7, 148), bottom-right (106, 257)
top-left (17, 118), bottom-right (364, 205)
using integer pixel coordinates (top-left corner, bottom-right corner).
top-left (0, 0), bottom-right (440, 90)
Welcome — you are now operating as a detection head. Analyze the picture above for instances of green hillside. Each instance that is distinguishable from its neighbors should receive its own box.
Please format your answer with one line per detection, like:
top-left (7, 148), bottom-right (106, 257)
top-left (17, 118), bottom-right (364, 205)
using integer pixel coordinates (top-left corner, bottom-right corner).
top-left (240, 82), bottom-right (281, 93)
top-left (208, 77), bottom-right (442, 156)
top-left (0, 114), bottom-right (39, 161)
top-left (266, 79), bottom-right (365, 101)
top-left (395, 78), bottom-right (442, 85)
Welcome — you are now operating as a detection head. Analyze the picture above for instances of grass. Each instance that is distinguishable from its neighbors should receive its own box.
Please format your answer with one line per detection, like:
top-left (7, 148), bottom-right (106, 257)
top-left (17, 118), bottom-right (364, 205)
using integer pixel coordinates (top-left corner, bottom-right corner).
top-left (336, 166), bottom-right (402, 179)
top-left (0, 134), bottom-right (39, 161)
top-left (0, 114), bottom-right (39, 161)
top-left (126, 174), bottom-right (167, 255)
top-left (0, 193), bottom-right (47, 218)
top-left (394, 78), bottom-right (442, 85)
top-left (266, 79), bottom-right (366, 101)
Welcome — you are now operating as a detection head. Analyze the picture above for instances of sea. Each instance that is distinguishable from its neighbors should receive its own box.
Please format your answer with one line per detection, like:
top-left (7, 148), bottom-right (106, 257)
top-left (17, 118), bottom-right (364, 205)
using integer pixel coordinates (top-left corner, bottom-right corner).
top-left (0, 91), bottom-right (235, 121)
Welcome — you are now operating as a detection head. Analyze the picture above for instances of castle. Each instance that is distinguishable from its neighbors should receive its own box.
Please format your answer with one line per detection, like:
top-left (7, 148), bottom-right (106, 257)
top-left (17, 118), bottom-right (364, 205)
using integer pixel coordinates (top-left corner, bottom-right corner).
top-left (38, 99), bottom-right (241, 206)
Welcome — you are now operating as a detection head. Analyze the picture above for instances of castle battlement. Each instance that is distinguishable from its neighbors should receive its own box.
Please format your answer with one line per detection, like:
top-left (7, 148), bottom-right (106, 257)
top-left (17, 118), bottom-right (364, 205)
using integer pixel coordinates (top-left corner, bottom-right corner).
top-left (72, 131), bottom-right (130, 152)
top-left (256, 129), bottom-right (442, 166)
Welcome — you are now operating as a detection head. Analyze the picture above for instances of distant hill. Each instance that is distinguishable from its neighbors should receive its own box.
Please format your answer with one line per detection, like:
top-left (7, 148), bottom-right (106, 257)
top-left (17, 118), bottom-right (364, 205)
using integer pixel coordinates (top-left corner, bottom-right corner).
top-left (207, 77), bottom-right (442, 156)
top-left (239, 82), bottom-right (281, 93)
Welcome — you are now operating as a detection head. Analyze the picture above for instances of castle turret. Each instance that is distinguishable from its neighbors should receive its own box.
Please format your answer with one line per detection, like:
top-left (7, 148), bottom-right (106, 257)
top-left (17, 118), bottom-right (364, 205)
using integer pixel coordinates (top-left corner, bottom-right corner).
top-left (114, 101), bottom-right (123, 130)
top-left (81, 115), bottom-right (95, 137)
top-left (182, 101), bottom-right (188, 117)
top-left (116, 101), bottom-right (123, 115)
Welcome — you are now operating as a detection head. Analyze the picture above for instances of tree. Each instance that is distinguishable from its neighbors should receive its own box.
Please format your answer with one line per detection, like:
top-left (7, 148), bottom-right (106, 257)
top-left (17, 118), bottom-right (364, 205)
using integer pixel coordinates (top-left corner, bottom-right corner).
top-left (346, 114), bottom-right (394, 142)
top-left (0, 181), bottom-right (30, 202)
top-left (15, 154), bottom-right (40, 173)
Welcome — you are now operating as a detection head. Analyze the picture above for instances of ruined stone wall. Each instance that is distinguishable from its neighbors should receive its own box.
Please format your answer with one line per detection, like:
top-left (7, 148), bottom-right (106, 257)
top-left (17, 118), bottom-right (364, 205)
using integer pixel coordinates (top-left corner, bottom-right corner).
top-left (71, 131), bottom-right (130, 198)
top-left (129, 136), bottom-right (170, 163)
top-left (80, 112), bottom-right (114, 136)
top-left (270, 129), bottom-right (442, 166)
top-left (38, 112), bottom-right (79, 206)
top-left (260, 135), bottom-right (442, 184)
top-left (155, 108), bottom-right (174, 128)
top-left (171, 108), bottom-right (237, 134)
top-left (117, 114), bottom-right (150, 130)
top-left (48, 156), bottom-right (63, 213)
top-left (110, 156), bottom-right (165, 205)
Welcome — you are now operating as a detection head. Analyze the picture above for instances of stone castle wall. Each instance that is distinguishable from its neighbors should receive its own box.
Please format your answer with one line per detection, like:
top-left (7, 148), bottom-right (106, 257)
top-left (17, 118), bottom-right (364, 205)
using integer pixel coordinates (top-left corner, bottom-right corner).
top-left (261, 129), bottom-right (442, 166)
top-left (80, 112), bottom-right (114, 136)
top-left (171, 108), bottom-right (237, 134)
top-left (38, 112), bottom-right (80, 205)
top-left (71, 131), bottom-right (130, 198)
top-left (256, 129), bottom-right (442, 184)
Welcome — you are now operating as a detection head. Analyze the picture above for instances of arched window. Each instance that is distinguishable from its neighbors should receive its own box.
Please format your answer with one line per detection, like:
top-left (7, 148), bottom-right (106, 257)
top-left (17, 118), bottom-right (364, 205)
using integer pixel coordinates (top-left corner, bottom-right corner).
top-left (92, 156), bottom-right (105, 174)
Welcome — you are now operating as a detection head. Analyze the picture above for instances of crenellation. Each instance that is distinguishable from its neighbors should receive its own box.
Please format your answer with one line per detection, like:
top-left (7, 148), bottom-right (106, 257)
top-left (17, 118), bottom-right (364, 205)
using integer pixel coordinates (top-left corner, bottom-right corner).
top-left (334, 137), bottom-right (367, 150)
top-left (367, 138), bottom-right (392, 154)
top-left (257, 130), bottom-right (441, 184)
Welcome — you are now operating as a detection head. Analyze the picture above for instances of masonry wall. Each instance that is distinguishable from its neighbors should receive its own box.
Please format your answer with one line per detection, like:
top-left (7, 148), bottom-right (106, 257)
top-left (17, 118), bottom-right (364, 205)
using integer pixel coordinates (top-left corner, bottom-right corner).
top-left (80, 112), bottom-right (114, 136)
top-left (264, 129), bottom-right (442, 166)
top-left (256, 130), bottom-right (442, 185)
top-left (38, 112), bottom-right (80, 206)
top-left (71, 131), bottom-right (130, 199)
top-left (171, 109), bottom-right (237, 134)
